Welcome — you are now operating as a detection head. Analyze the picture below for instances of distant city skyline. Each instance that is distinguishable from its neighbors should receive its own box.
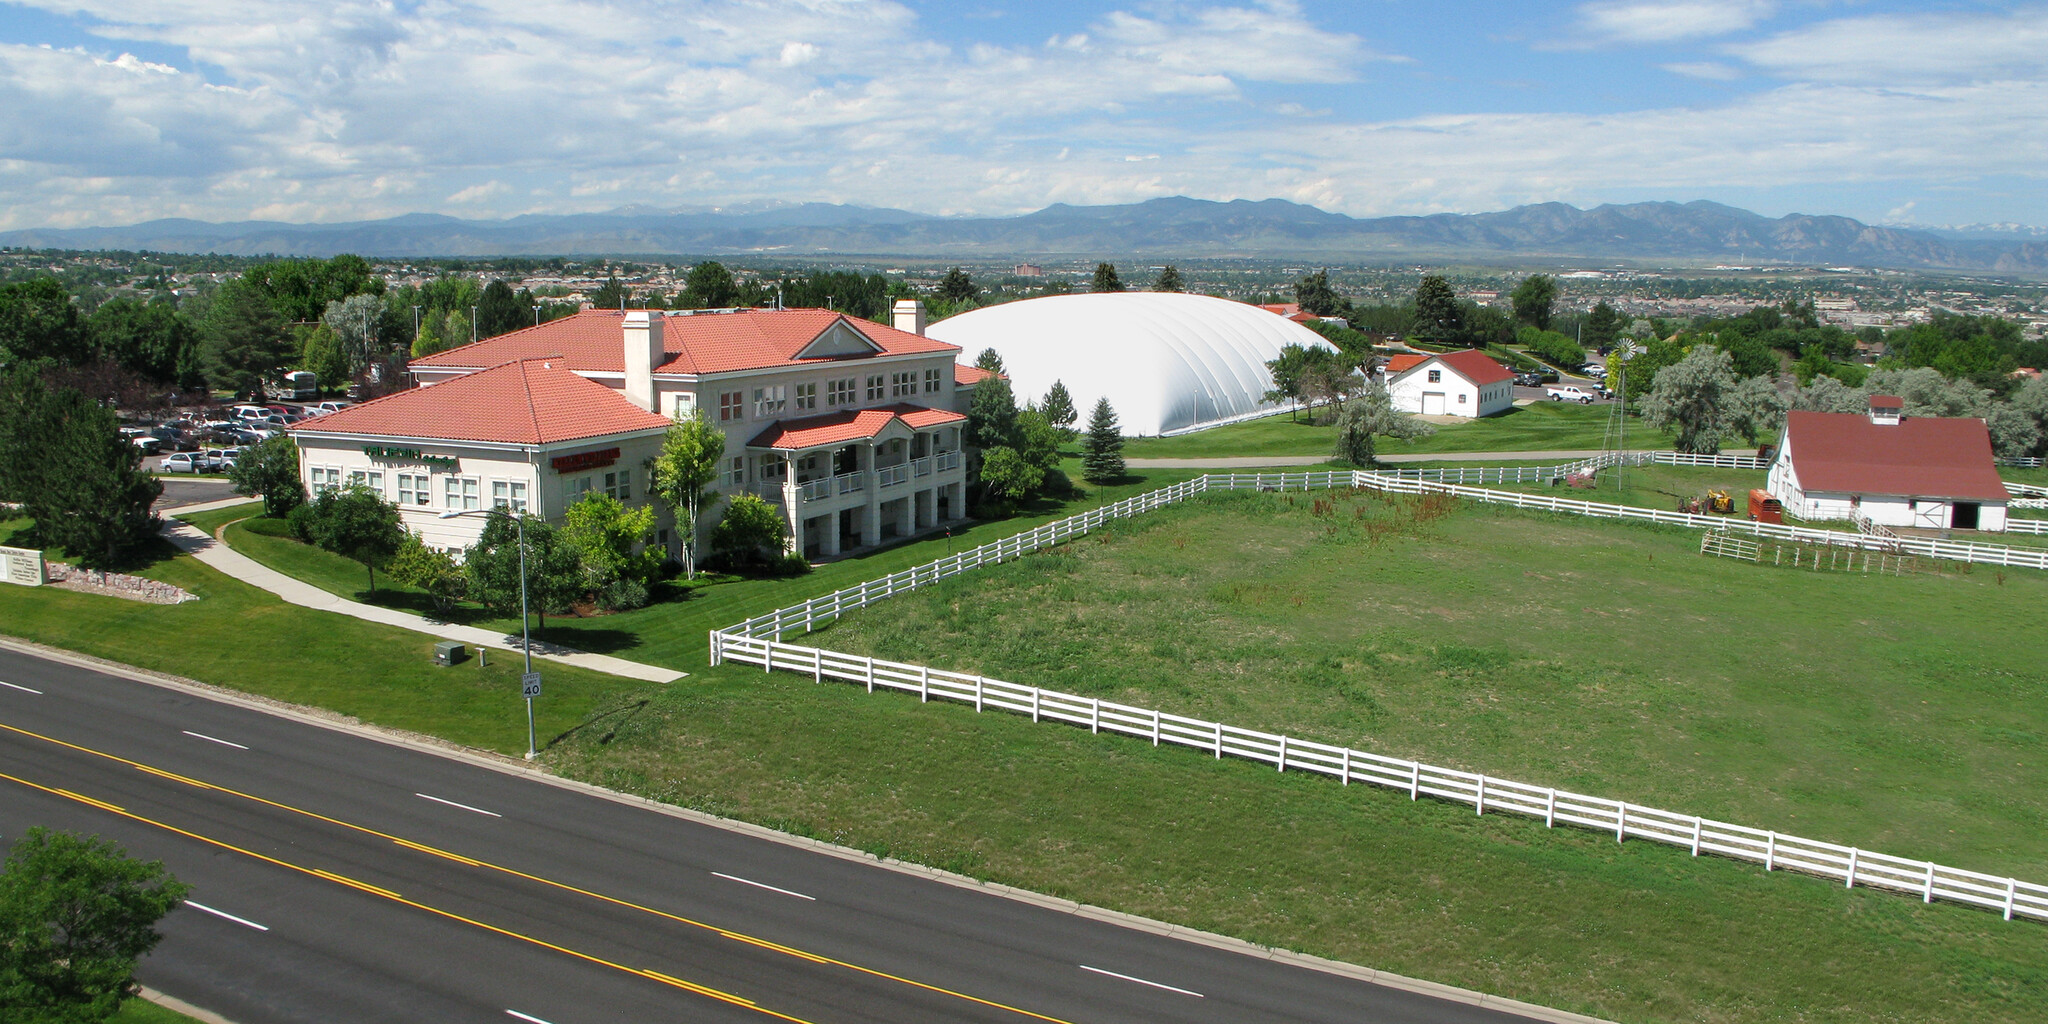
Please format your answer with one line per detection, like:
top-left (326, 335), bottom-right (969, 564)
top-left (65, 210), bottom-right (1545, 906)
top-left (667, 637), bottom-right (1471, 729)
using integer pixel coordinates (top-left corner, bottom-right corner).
top-left (1, 0), bottom-right (2043, 231)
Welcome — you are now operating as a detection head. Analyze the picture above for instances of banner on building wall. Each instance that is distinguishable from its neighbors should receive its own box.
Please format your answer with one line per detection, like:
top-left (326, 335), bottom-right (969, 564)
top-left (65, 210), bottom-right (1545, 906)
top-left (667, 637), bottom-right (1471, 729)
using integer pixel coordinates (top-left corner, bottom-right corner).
top-left (551, 448), bottom-right (620, 473)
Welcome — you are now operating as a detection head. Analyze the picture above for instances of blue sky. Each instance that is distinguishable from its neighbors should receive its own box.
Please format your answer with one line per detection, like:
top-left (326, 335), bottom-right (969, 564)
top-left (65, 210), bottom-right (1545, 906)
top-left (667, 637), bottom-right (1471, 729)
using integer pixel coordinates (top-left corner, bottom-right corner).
top-left (0, 0), bottom-right (2043, 229)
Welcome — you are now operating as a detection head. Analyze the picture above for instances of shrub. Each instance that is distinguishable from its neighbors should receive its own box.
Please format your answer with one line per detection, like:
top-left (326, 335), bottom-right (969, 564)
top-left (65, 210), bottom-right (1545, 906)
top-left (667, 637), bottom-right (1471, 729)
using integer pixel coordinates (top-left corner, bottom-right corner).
top-left (595, 577), bottom-right (650, 612)
top-left (710, 493), bottom-right (789, 569)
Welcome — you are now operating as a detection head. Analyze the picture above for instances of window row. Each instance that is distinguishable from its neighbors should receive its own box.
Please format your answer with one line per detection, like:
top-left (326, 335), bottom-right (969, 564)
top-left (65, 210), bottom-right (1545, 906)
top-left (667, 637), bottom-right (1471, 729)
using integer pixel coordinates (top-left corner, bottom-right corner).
top-left (307, 466), bottom-right (529, 513)
top-left (711, 365), bottom-right (948, 423)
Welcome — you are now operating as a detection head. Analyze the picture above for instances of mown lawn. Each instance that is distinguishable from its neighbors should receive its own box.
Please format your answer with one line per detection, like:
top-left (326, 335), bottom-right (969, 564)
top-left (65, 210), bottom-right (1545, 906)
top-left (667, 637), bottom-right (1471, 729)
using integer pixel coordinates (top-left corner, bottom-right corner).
top-left (113, 998), bottom-right (209, 1024)
top-left (810, 489), bottom-right (2048, 876)
top-left (1123, 401), bottom-right (1666, 459)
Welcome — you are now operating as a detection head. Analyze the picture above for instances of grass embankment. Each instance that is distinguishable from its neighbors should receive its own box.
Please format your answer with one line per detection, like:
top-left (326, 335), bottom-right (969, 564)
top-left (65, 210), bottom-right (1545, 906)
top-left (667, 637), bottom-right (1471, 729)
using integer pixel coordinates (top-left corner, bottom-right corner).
top-left (1123, 402), bottom-right (1660, 459)
top-left (811, 490), bottom-right (2048, 876)
top-left (203, 464), bottom-right (1207, 671)
top-left (114, 998), bottom-right (208, 1024)
top-left (4, 492), bottom-right (2045, 1021)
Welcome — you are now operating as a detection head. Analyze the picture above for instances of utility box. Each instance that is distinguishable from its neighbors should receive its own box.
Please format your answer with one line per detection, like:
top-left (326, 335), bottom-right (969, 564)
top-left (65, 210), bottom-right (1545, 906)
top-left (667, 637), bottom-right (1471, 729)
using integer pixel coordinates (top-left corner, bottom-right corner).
top-left (433, 641), bottom-right (466, 666)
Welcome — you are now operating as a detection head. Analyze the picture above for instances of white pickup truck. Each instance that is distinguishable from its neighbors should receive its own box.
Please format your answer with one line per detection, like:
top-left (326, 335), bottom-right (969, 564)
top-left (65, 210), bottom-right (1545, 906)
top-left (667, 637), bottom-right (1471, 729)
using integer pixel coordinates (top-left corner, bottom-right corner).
top-left (1546, 385), bottom-right (1598, 404)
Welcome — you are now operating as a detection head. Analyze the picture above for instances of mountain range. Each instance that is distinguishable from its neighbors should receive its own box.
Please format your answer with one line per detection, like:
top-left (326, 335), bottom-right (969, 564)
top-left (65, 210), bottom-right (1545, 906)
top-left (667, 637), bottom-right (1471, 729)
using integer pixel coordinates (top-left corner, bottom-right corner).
top-left (4, 197), bottom-right (2045, 273)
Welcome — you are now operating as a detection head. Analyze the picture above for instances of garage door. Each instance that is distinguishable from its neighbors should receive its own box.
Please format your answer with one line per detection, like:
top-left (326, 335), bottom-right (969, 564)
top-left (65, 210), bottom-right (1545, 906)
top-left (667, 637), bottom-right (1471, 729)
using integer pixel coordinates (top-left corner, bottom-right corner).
top-left (1422, 392), bottom-right (1446, 415)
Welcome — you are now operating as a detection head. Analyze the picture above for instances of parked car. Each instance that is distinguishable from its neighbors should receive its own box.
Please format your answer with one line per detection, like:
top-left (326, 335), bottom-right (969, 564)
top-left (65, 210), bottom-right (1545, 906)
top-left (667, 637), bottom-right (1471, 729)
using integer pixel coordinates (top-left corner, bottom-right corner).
top-left (1546, 385), bottom-right (1597, 404)
top-left (1583, 363), bottom-right (1608, 379)
top-left (199, 449), bottom-right (230, 472)
top-left (217, 447), bottom-right (243, 471)
top-left (161, 452), bottom-right (210, 474)
top-left (230, 404), bottom-right (270, 421)
top-left (148, 426), bottom-right (198, 452)
top-left (312, 400), bottom-right (352, 415)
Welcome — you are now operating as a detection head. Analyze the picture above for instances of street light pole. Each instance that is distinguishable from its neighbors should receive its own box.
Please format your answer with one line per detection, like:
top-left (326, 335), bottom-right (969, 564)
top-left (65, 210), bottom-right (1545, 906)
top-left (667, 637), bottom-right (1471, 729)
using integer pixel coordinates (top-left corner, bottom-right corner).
top-left (441, 507), bottom-right (537, 759)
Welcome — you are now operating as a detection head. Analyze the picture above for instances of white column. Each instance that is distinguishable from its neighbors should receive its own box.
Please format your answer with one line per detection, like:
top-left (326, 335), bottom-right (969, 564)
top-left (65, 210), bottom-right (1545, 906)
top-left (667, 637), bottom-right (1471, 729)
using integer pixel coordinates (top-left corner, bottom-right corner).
top-left (897, 492), bottom-right (914, 536)
top-left (781, 454), bottom-right (801, 554)
top-left (821, 515), bottom-right (840, 557)
top-left (861, 441), bottom-right (881, 547)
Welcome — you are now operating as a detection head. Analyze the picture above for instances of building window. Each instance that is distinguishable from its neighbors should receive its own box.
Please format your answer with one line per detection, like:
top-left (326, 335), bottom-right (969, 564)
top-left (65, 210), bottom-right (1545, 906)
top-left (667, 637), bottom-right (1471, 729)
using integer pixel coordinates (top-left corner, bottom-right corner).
top-left (719, 391), bottom-right (744, 422)
top-left (724, 456), bottom-right (745, 487)
top-left (891, 371), bottom-right (915, 398)
top-left (794, 382), bottom-right (817, 411)
top-left (602, 469), bottom-right (630, 501)
top-left (565, 475), bottom-right (593, 502)
top-left (924, 368), bottom-right (941, 393)
top-left (1428, 370), bottom-right (1442, 383)
top-left (1458, 393), bottom-right (1468, 404)
top-left (346, 470), bottom-right (384, 495)
top-left (396, 473), bottom-right (429, 506)
top-left (753, 385), bottom-right (786, 417)
top-left (491, 479), bottom-right (528, 512)
top-left (443, 475), bottom-right (480, 510)
top-left (310, 467), bottom-right (341, 494)
top-left (866, 374), bottom-right (885, 401)
top-left (828, 378), bottom-right (856, 405)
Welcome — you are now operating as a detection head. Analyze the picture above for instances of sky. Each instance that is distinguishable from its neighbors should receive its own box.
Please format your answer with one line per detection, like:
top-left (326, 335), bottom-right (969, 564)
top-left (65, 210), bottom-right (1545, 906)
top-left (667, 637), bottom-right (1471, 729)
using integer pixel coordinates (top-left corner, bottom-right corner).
top-left (1, 0), bottom-right (2045, 230)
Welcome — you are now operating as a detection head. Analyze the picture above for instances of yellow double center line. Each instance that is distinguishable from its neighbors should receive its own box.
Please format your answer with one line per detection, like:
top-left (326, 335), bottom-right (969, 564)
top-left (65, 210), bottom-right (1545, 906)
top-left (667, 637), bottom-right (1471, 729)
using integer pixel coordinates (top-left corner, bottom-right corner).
top-left (0, 721), bottom-right (1075, 1024)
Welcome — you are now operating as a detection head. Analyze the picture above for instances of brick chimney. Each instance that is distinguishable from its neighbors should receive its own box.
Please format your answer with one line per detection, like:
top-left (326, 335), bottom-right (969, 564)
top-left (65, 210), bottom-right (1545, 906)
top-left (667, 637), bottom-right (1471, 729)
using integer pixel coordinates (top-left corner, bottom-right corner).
top-left (622, 311), bottom-right (664, 412)
top-left (1868, 394), bottom-right (1902, 426)
top-left (892, 299), bottom-right (927, 337)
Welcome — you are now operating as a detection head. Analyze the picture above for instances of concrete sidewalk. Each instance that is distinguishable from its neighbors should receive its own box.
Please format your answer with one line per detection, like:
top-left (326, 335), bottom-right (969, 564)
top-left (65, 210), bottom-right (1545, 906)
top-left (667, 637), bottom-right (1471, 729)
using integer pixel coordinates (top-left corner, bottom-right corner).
top-left (1126, 449), bottom-right (1637, 469)
top-left (160, 514), bottom-right (685, 685)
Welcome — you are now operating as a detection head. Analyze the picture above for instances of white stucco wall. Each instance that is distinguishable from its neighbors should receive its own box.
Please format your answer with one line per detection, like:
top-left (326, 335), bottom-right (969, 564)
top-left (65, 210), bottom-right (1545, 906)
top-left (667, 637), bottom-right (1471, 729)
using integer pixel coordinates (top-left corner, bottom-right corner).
top-left (1387, 364), bottom-right (1513, 418)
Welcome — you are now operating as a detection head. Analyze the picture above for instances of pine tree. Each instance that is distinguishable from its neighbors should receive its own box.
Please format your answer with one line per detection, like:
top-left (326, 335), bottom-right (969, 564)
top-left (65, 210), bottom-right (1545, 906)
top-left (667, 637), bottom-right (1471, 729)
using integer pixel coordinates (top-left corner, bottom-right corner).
top-left (1092, 263), bottom-right (1124, 293)
top-left (937, 267), bottom-right (978, 303)
top-left (1082, 397), bottom-right (1125, 483)
top-left (973, 347), bottom-right (1006, 375)
top-left (1153, 266), bottom-right (1183, 292)
top-left (1411, 274), bottom-right (1463, 344)
top-left (1041, 380), bottom-right (1078, 438)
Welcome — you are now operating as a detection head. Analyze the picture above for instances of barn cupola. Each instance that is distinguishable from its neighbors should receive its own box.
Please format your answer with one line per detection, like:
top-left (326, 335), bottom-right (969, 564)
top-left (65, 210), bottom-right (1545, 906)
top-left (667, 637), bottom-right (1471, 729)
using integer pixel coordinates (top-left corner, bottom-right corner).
top-left (1868, 394), bottom-right (1903, 426)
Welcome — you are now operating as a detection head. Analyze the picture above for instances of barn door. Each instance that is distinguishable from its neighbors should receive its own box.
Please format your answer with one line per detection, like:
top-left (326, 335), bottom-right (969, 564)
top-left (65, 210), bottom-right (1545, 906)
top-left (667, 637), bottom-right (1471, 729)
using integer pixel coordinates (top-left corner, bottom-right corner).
top-left (1951, 503), bottom-right (1980, 530)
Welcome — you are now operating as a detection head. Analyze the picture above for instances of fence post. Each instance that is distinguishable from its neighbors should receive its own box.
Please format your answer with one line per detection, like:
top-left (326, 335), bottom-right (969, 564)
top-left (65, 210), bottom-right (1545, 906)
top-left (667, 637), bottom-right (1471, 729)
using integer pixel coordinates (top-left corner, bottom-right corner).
top-left (813, 649), bottom-right (822, 684)
top-left (1545, 789), bottom-right (1556, 827)
top-left (1476, 776), bottom-right (1485, 815)
top-left (1924, 863), bottom-right (1936, 902)
top-left (2005, 879), bottom-right (2019, 921)
top-left (865, 656), bottom-right (874, 693)
top-left (1765, 832), bottom-right (1777, 870)
top-left (974, 675), bottom-right (984, 712)
top-left (708, 631), bottom-right (721, 667)
top-left (1215, 721), bottom-right (1223, 758)
top-left (1844, 848), bottom-right (1859, 887)
top-left (1031, 687), bottom-right (1041, 722)
top-left (1409, 762), bottom-right (1420, 800)
top-left (1691, 818), bottom-right (1703, 856)
top-left (1341, 747), bottom-right (1351, 786)
top-left (1615, 802), bottom-right (1625, 843)
top-left (1091, 697), bottom-right (1100, 733)
top-left (764, 640), bottom-right (773, 674)
top-left (1277, 734), bottom-right (1286, 772)
top-left (920, 665), bottom-right (930, 703)
top-left (1152, 709), bottom-right (1160, 746)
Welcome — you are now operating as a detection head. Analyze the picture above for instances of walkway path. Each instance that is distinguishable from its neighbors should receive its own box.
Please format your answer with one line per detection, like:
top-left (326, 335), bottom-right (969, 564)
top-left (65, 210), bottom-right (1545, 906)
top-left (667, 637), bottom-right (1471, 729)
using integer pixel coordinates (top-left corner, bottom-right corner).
top-left (160, 504), bottom-right (684, 685)
top-left (1126, 449), bottom-right (1632, 469)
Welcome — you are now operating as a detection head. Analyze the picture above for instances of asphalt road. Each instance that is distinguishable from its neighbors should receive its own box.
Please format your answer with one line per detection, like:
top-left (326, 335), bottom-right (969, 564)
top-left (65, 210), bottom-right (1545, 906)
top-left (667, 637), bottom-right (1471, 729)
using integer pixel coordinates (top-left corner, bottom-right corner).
top-left (0, 646), bottom-right (1573, 1024)
top-left (153, 475), bottom-right (237, 509)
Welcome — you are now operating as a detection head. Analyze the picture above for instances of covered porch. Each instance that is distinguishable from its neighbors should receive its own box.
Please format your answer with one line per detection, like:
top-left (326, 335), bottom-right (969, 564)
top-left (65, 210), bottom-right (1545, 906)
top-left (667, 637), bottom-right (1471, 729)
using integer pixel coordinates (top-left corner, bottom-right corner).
top-left (746, 404), bottom-right (970, 560)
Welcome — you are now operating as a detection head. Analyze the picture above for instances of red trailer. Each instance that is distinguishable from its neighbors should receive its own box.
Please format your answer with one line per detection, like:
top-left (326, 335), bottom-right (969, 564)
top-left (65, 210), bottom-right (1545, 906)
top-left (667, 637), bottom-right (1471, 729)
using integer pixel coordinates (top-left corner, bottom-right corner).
top-left (1748, 489), bottom-right (1784, 524)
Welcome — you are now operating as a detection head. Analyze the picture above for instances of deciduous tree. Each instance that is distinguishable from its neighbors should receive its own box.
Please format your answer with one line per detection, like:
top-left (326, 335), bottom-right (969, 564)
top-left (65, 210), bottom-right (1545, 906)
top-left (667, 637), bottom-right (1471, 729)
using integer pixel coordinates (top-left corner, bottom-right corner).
top-left (1510, 274), bottom-right (1557, 331)
top-left (0, 277), bottom-right (90, 366)
top-left (0, 827), bottom-right (189, 1023)
top-left (966, 373), bottom-right (1019, 452)
top-left (679, 261), bottom-right (740, 309)
top-left (1295, 270), bottom-right (1348, 318)
top-left (290, 484), bottom-right (405, 593)
top-left (465, 511), bottom-right (583, 628)
top-left (475, 279), bottom-right (529, 338)
top-left (710, 493), bottom-right (789, 568)
top-left (386, 534), bottom-right (466, 612)
top-left (1332, 381), bottom-right (1434, 467)
top-left (648, 408), bottom-right (724, 578)
top-left (228, 435), bottom-right (306, 518)
top-left (1641, 346), bottom-right (1741, 454)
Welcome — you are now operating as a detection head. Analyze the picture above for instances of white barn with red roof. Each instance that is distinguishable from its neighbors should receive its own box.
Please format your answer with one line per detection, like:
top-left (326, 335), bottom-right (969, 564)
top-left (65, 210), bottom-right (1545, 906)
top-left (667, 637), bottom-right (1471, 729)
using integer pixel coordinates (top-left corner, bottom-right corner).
top-left (1384, 350), bottom-right (1515, 418)
top-left (1765, 396), bottom-right (2010, 532)
top-left (292, 301), bottom-right (976, 560)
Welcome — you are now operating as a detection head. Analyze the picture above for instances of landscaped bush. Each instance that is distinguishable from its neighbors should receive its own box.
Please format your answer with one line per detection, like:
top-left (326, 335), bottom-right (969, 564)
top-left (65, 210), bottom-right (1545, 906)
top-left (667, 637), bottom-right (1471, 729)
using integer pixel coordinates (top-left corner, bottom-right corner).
top-left (1517, 325), bottom-right (1586, 369)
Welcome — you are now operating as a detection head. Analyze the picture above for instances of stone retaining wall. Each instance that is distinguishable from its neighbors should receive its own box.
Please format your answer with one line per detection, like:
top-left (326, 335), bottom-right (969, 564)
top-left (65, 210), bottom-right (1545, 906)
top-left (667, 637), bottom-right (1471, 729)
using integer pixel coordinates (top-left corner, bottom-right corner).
top-left (46, 562), bottom-right (197, 604)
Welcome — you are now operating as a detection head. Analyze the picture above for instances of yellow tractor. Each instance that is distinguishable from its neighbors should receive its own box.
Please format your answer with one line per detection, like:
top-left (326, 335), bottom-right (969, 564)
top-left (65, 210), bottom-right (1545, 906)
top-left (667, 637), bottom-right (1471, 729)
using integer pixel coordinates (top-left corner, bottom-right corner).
top-left (1706, 489), bottom-right (1735, 515)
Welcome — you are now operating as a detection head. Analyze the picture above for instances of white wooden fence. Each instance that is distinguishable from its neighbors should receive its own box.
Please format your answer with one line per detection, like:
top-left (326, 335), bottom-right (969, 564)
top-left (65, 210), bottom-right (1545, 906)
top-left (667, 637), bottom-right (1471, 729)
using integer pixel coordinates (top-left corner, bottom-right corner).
top-left (712, 469), bottom-right (2048, 925)
top-left (710, 630), bottom-right (2048, 924)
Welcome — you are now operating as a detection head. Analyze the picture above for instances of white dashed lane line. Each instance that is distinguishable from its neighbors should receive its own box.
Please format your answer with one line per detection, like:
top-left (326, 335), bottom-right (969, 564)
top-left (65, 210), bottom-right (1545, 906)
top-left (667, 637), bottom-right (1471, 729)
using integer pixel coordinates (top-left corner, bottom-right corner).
top-left (0, 680), bottom-right (43, 694)
top-left (184, 900), bottom-right (270, 931)
top-left (506, 1011), bottom-right (559, 1024)
top-left (1078, 964), bottom-right (1205, 998)
top-left (416, 792), bottom-right (503, 817)
top-left (712, 871), bottom-right (816, 901)
top-left (182, 730), bottom-right (248, 750)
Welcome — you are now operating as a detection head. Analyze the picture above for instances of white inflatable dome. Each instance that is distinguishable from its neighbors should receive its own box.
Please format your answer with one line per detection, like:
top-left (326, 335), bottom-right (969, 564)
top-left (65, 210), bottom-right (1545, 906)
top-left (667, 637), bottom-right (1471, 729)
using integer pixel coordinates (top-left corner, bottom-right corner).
top-left (926, 292), bottom-right (1335, 436)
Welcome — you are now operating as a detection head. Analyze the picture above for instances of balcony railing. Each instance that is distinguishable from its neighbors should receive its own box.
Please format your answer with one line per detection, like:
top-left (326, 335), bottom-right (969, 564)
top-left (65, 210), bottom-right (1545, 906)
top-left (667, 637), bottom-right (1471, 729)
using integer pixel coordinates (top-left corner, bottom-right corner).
top-left (911, 457), bottom-right (933, 478)
top-left (935, 450), bottom-right (962, 472)
top-left (836, 471), bottom-right (865, 495)
top-left (878, 464), bottom-right (909, 488)
top-left (800, 478), bottom-right (831, 503)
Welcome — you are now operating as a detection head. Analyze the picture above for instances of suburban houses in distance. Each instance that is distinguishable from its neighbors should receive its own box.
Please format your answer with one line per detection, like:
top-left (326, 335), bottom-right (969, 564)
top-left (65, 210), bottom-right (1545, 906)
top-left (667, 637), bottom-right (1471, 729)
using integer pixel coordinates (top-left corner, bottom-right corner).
top-left (290, 302), bottom-right (981, 559)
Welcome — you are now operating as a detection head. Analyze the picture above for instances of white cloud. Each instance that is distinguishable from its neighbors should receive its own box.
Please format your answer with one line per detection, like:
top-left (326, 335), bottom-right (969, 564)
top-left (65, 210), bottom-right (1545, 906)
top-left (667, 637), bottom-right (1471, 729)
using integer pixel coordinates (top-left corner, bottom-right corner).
top-left (1732, 8), bottom-right (2048, 85)
top-left (447, 180), bottom-right (511, 204)
top-left (1661, 61), bottom-right (1741, 81)
top-left (1578, 0), bottom-right (1773, 43)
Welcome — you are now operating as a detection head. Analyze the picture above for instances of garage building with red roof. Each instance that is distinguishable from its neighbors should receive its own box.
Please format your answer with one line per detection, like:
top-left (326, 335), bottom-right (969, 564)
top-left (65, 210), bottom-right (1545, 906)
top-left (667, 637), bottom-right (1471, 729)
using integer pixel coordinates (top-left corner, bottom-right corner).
top-left (1383, 349), bottom-right (1515, 418)
top-left (1765, 396), bottom-right (2011, 532)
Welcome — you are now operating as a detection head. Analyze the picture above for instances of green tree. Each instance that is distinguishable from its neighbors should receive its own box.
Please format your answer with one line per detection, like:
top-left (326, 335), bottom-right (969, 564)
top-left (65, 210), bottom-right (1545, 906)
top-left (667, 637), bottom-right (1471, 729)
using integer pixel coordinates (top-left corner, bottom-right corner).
top-left (300, 325), bottom-right (351, 390)
top-left (1265, 343), bottom-right (1316, 421)
top-left (1082, 397), bottom-right (1125, 483)
top-left (1153, 266), bottom-right (1184, 292)
top-left (561, 491), bottom-right (657, 591)
top-left (0, 379), bottom-right (161, 568)
top-left (87, 298), bottom-right (198, 384)
top-left (475, 280), bottom-right (529, 338)
top-left (710, 493), bottom-right (789, 568)
top-left (680, 262), bottom-right (739, 309)
top-left (1411, 275), bottom-right (1462, 344)
top-left (1332, 381), bottom-right (1434, 467)
top-left (1641, 346), bottom-right (1742, 454)
top-left (1041, 380), bottom-right (1078, 439)
top-left (228, 435), bottom-right (306, 518)
top-left (973, 348), bottom-right (1006, 375)
top-left (0, 827), bottom-right (190, 1023)
top-left (588, 272), bottom-right (627, 312)
top-left (464, 511), bottom-right (583, 628)
top-left (648, 408), bottom-right (725, 579)
top-left (1582, 300), bottom-right (1623, 353)
top-left (937, 268), bottom-right (979, 304)
top-left (1091, 262), bottom-right (1124, 293)
top-left (1295, 270), bottom-right (1348, 318)
top-left (966, 374), bottom-right (1020, 452)
top-left (291, 485), bottom-right (405, 593)
top-left (2008, 376), bottom-right (2048, 458)
top-left (1510, 275), bottom-right (1557, 331)
top-left (1518, 325), bottom-right (1586, 370)
top-left (322, 293), bottom-right (384, 375)
top-left (1793, 374), bottom-right (1868, 414)
top-left (386, 534), bottom-right (465, 612)
top-left (1986, 404), bottom-right (2041, 461)
top-left (199, 277), bottom-right (293, 400)
top-left (0, 277), bottom-right (90, 366)
top-left (978, 446), bottom-right (1041, 504)
top-left (1863, 367), bottom-right (1990, 419)
top-left (1014, 408), bottom-right (1066, 494)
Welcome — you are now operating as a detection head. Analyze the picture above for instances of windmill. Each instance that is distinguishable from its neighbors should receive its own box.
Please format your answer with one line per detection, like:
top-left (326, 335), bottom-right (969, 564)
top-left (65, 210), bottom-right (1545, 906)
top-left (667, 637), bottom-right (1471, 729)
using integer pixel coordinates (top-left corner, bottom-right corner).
top-left (1601, 339), bottom-right (1644, 493)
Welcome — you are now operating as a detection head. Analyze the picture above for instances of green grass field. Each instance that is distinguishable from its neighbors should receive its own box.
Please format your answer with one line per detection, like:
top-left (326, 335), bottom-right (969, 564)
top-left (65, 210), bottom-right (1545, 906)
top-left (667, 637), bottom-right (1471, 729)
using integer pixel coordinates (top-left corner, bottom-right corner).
top-left (2, 490), bottom-right (2044, 1021)
top-left (1122, 402), bottom-right (1663, 459)
top-left (809, 489), bottom-right (2048, 875)
top-left (113, 997), bottom-right (208, 1024)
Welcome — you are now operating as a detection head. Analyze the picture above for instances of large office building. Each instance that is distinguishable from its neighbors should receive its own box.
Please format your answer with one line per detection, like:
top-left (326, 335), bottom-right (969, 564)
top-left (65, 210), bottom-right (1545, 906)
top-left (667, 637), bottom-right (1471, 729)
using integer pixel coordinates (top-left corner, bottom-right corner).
top-left (291, 302), bottom-right (980, 560)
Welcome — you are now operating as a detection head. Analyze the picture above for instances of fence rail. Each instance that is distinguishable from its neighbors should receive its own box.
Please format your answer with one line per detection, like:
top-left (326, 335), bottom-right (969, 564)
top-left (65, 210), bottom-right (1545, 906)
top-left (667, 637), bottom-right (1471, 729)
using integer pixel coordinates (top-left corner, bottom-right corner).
top-left (710, 467), bottom-right (2048, 925)
top-left (712, 630), bottom-right (2048, 924)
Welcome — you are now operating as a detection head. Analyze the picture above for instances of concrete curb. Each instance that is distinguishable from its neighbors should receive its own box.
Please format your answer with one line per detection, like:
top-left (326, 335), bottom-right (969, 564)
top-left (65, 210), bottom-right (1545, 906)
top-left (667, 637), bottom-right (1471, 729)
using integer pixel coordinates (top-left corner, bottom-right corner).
top-left (1, 635), bottom-right (1615, 1024)
top-left (138, 986), bottom-right (239, 1024)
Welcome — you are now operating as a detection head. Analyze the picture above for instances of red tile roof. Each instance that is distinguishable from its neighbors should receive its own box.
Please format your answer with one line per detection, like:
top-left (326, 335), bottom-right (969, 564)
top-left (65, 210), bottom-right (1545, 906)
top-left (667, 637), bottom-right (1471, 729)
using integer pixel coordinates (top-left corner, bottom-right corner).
top-left (411, 308), bottom-right (957, 376)
top-left (1435, 349), bottom-right (1516, 386)
top-left (1783, 411), bottom-right (2009, 501)
top-left (1383, 354), bottom-right (1429, 375)
top-left (746, 403), bottom-right (966, 451)
top-left (292, 358), bottom-right (670, 445)
top-left (954, 363), bottom-right (1001, 386)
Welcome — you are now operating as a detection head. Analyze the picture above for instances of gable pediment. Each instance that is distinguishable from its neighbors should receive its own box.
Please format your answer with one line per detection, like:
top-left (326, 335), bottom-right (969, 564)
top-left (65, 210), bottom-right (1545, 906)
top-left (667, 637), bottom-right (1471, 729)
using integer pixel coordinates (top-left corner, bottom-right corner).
top-left (795, 318), bottom-right (883, 359)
